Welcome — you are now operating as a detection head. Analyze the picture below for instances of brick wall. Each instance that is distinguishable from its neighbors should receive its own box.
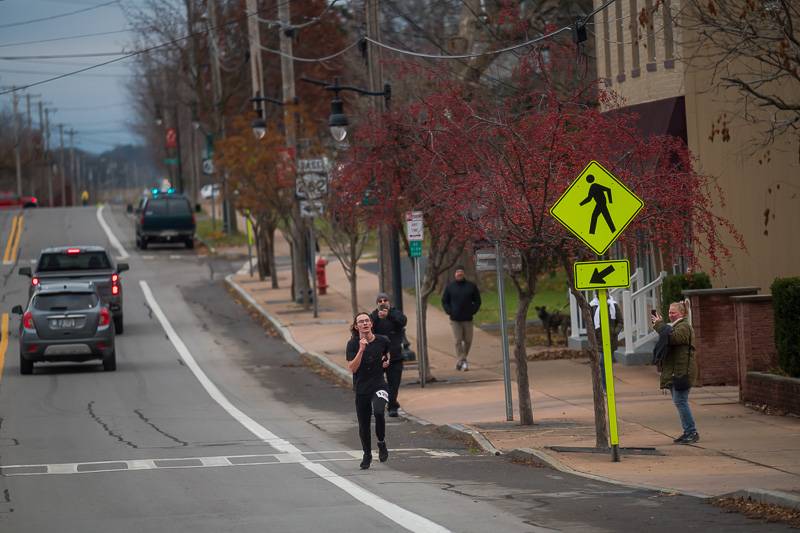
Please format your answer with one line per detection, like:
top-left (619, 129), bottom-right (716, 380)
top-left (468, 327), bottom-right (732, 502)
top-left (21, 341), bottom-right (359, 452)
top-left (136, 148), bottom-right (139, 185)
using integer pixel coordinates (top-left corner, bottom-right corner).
top-left (732, 295), bottom-right (779, 399)
top-left (684, 287), bottom-right (759, 386)
top-left (743, 372), bottom-right (800, 416)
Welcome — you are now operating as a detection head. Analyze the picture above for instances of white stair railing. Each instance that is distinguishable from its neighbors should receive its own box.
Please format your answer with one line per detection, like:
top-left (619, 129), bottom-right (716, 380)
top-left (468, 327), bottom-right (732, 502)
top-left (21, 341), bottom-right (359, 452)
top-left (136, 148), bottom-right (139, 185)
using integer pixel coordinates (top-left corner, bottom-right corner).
top-left (621, 270), bottom-right (667, 353)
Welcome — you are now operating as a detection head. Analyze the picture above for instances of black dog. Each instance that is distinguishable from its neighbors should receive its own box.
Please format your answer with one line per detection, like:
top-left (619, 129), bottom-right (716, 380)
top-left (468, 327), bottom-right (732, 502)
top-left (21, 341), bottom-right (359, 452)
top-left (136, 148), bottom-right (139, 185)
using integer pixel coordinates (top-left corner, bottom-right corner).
top-left (536, 306), bottom-right (569, 346)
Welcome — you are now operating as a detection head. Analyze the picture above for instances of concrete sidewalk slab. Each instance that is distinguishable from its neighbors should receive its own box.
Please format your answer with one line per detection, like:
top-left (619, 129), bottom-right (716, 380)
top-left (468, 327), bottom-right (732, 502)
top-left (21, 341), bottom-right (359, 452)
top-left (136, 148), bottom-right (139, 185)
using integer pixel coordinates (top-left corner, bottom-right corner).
top-left (225, 231), bottom-right (800, 501)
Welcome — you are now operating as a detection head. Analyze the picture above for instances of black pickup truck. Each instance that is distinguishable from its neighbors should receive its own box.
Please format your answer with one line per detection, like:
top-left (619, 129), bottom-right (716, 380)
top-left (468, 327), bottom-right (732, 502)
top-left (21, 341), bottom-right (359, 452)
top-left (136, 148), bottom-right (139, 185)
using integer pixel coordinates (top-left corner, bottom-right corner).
top-left (135, 192), bottom-right (195, 249)
top-left (19, 246), bottom-right (129, 334)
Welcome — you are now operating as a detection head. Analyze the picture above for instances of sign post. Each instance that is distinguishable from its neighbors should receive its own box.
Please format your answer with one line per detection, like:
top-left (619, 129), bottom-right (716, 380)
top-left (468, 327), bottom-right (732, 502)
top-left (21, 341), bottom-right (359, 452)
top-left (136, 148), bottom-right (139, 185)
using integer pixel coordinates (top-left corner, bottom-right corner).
top-left (495, 242), bottom-right (514, 422)
top-left (406, 211), bottom-right (427, 388)
top-left (550, 161), bottom-right (644, 463)
top-left (475, 245), bottom-right (513, 420)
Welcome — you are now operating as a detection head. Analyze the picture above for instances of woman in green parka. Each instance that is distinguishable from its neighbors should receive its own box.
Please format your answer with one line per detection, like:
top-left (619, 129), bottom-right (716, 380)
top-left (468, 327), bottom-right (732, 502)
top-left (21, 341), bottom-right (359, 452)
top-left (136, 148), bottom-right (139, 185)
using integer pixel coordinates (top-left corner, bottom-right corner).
top-left (652, 301), bottom-right (700, 444)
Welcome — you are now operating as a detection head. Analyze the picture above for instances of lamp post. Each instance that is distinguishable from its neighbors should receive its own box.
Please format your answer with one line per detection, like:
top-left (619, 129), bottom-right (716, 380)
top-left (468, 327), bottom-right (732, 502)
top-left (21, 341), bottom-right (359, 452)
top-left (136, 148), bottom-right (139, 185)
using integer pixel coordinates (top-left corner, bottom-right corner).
top-left (300, 77), bottom-right (402, 312)
top-left (250, 92), bottom-right (288, 139)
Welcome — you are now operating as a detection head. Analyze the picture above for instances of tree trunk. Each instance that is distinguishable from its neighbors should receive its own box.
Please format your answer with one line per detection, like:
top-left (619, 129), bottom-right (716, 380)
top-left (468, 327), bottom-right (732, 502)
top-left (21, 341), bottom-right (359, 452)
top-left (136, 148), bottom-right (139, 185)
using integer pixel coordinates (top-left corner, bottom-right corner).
top-left (349, 270), bottom-right (358, 317)
top-left (266, 224), bottom-right (278, 289)
top-left (578, 295), bottom-right (609, 449)
top-left (420, 293), bottom-right (432, 378)
top-left (514, 291), bottom-right (534, 425)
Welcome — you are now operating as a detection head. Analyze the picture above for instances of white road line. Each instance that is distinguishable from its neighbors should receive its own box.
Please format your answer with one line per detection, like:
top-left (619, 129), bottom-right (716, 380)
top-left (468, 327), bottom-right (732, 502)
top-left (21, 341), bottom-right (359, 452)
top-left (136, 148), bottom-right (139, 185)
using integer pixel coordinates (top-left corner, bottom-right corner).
top-left (96, 205), bottom-right (129, 259)
top-left (139, 280), bottom-right (451, 533)
top-left (0, 448), bottom-right (459, 477)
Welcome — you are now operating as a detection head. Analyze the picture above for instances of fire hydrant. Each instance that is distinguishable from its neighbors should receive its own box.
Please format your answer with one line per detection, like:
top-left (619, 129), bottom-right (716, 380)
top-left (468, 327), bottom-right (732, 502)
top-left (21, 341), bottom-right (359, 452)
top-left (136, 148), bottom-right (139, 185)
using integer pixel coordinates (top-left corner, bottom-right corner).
top-left (316, 256), bottom-right (328, 295)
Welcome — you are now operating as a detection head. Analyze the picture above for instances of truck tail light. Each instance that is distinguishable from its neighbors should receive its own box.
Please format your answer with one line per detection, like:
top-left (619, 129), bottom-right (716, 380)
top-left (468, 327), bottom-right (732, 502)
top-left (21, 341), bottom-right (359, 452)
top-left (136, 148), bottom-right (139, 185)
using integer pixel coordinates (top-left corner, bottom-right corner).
top-left (99, 307), bottom-right (111, 328)
top-left (23, 311), bottom-right (35, 331)
top-left (31, 276), bottom-right (39, 287)
top-left (66, 248), bottom-right (81, 255)
top-left (112, 285), bottom-right (119, 296)
top-left (111, 273), bottom-right (120, 295)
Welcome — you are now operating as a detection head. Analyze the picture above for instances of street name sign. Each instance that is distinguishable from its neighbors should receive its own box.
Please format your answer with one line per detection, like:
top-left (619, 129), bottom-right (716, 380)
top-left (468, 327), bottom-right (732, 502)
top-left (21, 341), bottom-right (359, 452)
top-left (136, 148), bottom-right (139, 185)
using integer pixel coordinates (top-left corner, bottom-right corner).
top-left (550, 161), bottom-right (644, 255)
top-left (573, 259), bottom-right (630, 290)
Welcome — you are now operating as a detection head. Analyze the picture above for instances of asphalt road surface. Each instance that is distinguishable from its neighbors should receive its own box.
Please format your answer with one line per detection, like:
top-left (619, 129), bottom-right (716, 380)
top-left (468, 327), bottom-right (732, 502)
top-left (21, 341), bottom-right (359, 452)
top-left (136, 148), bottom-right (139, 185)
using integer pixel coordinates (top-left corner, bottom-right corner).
top-left (0, 206), bottom-right (791, 532)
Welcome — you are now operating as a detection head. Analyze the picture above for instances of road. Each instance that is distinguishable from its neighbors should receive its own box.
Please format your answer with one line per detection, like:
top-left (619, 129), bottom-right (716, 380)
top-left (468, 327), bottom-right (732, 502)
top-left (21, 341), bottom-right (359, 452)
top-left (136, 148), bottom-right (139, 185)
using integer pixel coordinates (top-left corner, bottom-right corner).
top-left (0, 205), bottom-right (791, 532)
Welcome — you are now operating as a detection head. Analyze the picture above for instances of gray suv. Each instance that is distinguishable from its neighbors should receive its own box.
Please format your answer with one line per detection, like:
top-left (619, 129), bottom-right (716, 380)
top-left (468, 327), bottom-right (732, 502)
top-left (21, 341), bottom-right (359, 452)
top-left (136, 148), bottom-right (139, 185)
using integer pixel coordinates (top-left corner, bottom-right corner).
top-left (12, 282), bottom-right (117, 374)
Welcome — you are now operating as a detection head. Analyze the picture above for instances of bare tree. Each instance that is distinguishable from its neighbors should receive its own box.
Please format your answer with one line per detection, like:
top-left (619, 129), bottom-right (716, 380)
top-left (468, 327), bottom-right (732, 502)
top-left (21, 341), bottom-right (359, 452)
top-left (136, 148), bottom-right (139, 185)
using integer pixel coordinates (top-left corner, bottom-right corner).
top-left (677, 0), bottom-right (800, 151)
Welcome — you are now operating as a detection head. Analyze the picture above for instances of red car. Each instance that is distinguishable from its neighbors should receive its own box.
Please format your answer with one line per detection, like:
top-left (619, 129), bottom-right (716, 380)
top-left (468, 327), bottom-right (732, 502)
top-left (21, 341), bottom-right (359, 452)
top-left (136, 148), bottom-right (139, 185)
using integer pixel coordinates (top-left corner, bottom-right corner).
top-left (0, 192), bottom-right (38, 208)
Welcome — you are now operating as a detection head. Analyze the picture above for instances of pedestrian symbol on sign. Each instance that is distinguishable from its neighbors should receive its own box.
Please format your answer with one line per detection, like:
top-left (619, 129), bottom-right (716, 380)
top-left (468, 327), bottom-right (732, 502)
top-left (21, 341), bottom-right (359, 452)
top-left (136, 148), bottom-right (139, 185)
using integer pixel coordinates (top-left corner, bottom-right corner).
top-left (579, 174), bottom-right (616, 234)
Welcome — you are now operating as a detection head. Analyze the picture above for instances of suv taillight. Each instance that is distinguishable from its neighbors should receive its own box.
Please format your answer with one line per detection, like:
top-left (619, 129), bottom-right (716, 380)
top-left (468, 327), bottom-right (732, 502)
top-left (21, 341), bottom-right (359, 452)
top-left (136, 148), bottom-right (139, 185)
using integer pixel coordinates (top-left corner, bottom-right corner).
top-left (22, 311), bottom-right (35, 331)
top-left (99, 307), bottom-right (111, 328)
top-left (31, 276), bottom-right (39, 287)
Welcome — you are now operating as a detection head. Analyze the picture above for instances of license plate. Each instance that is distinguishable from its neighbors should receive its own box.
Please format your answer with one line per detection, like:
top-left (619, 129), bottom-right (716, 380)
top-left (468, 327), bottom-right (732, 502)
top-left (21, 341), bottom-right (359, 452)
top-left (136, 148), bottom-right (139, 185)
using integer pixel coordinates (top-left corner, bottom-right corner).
top-left (51, 318), bottom-right (76, 329)
top-left (161, 230), bottom-right (178, 237)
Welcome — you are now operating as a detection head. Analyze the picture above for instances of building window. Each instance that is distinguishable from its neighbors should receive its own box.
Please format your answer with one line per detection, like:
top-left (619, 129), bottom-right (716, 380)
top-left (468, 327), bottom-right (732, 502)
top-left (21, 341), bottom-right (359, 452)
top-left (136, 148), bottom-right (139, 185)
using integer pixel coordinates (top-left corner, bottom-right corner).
top-left (644, 0), bottom-right (657, 71)
top-left (616, 0), bottom-right (626, 82)
top-left (629, 0), bottom-right (641, 78)
top-left (662, 0), bottom-right (675, 68)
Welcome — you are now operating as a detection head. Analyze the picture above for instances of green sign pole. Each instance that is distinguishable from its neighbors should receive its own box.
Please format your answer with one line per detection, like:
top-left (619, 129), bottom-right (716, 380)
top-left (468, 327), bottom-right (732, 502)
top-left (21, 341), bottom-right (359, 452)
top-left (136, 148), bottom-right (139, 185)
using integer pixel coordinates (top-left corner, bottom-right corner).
top-left (598, 287), bottom-right (621, 462)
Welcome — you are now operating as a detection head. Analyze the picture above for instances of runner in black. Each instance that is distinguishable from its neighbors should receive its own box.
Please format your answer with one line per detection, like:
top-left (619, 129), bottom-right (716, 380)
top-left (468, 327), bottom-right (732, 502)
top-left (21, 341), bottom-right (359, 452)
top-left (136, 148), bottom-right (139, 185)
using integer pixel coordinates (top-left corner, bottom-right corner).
top-left (346, 312), bottom-right (391, 470)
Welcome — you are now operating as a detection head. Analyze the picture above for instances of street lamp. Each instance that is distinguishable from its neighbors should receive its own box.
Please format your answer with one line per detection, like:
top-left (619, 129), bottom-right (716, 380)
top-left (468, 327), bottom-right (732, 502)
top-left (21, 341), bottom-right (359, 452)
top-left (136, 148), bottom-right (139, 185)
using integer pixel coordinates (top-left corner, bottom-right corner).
top-left (300, 76), bottom-right (400, 311)
top-left (250, 92), bottom-right (286, 140)
top-left (300, 76), bottom-right (391, 143)
top-left (328, 96), bottom-right (349, 142)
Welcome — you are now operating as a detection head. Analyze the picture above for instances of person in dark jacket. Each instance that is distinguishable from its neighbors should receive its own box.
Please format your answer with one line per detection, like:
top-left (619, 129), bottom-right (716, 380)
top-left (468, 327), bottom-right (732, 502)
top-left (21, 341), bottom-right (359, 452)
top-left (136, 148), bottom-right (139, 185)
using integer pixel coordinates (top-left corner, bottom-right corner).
top-left (442, 266), bottom-right (481, 371)
top-left (346, 312), bottom-right (391, 469)
top-left (369, 292), bottom-right (408, 417)
top-left (652, 301), bottom-right (699, 444)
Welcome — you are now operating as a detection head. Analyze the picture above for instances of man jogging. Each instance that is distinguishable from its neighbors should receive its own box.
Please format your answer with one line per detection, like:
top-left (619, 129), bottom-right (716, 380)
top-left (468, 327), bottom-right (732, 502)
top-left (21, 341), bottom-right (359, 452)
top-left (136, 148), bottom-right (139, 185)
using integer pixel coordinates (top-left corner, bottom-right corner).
top-left (442, 266), bottom-right (481, 371)
top-left (369, 292), bottom-right (407, 417)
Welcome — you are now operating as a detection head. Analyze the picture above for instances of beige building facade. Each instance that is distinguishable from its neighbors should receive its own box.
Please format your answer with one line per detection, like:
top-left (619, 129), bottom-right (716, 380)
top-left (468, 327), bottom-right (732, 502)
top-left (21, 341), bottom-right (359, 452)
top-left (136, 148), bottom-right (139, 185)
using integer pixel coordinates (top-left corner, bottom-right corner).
top-left (592, 0), bottom-right (799, 291)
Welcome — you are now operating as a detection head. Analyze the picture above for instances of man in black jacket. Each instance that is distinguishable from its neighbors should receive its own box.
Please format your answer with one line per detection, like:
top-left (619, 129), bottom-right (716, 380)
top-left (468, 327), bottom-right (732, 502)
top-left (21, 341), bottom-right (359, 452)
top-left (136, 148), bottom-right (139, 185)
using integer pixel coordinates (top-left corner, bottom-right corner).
top-left (369, 292), bottom-right (408, 417)
top-left (442, 266), bottom-right (481, 371)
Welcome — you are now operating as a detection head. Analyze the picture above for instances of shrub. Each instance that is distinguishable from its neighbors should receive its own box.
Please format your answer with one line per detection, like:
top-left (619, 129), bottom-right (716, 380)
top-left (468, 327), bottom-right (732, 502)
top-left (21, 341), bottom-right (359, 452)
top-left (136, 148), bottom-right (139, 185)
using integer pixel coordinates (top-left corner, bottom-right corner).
top-left (661, 272), bottom-right (712, 316)
top-left (771, 277), bottom-right (800, 378)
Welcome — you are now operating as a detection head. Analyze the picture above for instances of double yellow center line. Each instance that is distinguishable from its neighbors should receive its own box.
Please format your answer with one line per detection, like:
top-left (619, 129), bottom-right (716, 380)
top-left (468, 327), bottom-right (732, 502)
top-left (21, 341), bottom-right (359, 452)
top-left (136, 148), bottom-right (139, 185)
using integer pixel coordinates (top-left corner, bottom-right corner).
top-left (3, 213), bottom-right (24, 265)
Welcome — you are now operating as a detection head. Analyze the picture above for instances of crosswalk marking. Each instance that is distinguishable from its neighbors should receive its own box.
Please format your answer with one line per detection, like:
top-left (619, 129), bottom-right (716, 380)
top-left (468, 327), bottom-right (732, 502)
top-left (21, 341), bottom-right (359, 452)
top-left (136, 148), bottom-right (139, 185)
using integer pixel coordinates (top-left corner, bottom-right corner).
top-left (1, 448), bottom-right (462, 477)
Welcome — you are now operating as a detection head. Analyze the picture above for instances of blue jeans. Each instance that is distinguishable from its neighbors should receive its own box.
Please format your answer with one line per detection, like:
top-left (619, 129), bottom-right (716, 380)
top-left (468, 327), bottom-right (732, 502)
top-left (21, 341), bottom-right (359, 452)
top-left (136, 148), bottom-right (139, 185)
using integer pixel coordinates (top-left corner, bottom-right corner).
top-left (671, 387), bottom-right (697, 435)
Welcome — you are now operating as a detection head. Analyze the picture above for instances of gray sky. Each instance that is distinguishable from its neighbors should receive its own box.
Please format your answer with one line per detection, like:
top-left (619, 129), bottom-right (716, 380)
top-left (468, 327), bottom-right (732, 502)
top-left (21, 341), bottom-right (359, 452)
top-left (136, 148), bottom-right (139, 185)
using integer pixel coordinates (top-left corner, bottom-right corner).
top-left (0, 0), bottom-right (138, 153)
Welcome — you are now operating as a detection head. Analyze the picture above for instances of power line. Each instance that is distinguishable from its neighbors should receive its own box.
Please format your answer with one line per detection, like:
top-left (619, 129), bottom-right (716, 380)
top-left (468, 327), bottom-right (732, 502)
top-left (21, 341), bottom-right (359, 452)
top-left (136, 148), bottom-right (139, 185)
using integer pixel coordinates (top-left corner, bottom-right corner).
top-left (362, 27), bottom-right (572, 60)
top-left (0, 28), bottom-right (136, 49)
top-left (0, 0), bottom-right (120, 30)
top-left (0, 67), bottom-right (131, 78)
top-left (0, 52), bottom-right (129, 60)
top-left (0, 3), bottom-right (266, 96)
top-left (258, 38), bottom-right (361, 63)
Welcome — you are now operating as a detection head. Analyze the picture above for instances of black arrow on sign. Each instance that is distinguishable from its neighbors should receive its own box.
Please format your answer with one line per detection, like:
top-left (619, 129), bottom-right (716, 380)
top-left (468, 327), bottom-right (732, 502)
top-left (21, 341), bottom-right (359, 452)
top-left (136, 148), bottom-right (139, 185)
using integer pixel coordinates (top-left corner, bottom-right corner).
top-left (590, 265), bottom-right (616, 284)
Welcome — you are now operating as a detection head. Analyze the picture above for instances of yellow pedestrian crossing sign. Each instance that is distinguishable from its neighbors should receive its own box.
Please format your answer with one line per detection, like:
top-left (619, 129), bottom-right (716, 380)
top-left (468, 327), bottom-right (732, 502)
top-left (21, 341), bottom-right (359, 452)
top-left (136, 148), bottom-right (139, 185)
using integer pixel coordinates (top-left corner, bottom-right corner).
top-left (574, 260), bottom-right (630, 290)
top-left (550, 161), bottom-right (644, 255)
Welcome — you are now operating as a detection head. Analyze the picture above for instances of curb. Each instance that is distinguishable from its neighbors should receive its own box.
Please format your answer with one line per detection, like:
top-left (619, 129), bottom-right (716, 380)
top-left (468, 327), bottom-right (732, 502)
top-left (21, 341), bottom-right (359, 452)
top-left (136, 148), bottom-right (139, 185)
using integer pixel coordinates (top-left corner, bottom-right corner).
top-left (436, 424), bottom-right (502, 456)
top-left (508, 448), bottom-right (710, 498)
top-left (717, 489), bottom-right (800, 510)
top-left (224, 274), bottom-right (351, 385)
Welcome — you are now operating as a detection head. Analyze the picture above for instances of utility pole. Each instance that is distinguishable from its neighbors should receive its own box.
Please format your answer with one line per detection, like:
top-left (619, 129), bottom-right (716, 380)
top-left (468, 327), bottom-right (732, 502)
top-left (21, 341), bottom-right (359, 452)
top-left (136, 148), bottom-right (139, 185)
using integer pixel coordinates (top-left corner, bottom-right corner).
top-left (207, 0), bottom-right (235, 234)
top-left (44, 108), bottom-right (54, 207)
top-left (26, 94), bottom-right (32, 129)
top-left (13, 89), bottom-right (23, 198)
top-left (59, 124), bottom-right (66, 207)
top-left (69, 129), bottom-right (76, 206)
top-left (365, 0), bottom-right (403, 310)
top-left (278, 0), bottom-right (311, 306)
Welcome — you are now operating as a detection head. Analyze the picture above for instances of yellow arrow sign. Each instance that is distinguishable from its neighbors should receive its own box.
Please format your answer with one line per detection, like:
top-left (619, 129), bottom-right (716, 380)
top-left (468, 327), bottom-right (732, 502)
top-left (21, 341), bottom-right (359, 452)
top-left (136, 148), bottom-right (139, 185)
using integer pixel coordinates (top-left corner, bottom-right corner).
top-left (550, 161), bottom-right (644, 255)
top-left (574, 260), bottom-right (630, 290)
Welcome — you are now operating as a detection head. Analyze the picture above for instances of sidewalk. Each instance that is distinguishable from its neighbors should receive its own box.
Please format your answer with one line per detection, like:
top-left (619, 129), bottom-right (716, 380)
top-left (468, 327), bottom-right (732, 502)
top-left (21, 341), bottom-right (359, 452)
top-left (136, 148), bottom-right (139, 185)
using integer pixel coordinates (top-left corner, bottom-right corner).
top-left (225, 235), bottom-right (800, 500)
